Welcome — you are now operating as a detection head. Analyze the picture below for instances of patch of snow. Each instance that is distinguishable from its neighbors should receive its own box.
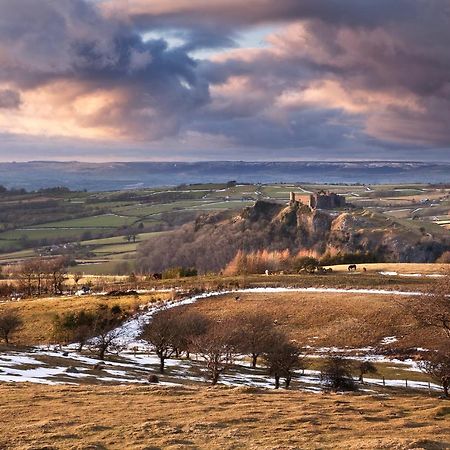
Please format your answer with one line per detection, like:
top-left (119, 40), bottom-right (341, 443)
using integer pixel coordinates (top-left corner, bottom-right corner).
top-left (380, 336), bottom-right (398, 345)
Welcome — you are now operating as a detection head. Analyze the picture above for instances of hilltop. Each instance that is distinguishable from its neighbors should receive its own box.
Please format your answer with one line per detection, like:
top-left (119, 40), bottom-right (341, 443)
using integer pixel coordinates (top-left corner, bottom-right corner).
top-left (138, 200), bottom-right (449, 273)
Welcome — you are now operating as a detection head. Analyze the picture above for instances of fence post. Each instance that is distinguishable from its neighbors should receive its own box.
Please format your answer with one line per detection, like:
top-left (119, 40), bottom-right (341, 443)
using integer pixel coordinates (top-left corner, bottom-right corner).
top-left (382, 376), bottom-right (385, 386)
top-left (405, 379), bottom-right (408, 388)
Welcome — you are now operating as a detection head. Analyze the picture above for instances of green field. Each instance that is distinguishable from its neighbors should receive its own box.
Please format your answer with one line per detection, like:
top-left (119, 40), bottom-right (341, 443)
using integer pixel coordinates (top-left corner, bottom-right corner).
top-left (0, 182), bottom-right (448, 274)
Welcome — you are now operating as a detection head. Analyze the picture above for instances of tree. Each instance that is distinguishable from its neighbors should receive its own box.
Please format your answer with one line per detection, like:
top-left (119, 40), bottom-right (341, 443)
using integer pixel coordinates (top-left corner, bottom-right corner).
top-left (0, 310), bottom-right (23, 345)
top-left (419, 351), bottom-right (450, 398)
top-left (357, 360), bottom-right (378, 383)
top-left (405, 276), bottom-right (450, 396)
top-left (320, 355), bottom-right (357, 392)
top-left (142, 309), bottom-right (179, 373)
top-left (407, 276), bottom-right (450, 339)
top-left (192, 321), bottom-right (236, 385)
top-left (235, 312), bottom-right (277, 368)
top-left (45, 257), bottom-right (68, 295)
top-left (169, 310), bottom-right (209, 359)
top-left (264, 337), bottom-right (302, 388)
top-left (52, 310), bottom-right (95, 351)
top-left (89, 305), bottom-right (126, 360)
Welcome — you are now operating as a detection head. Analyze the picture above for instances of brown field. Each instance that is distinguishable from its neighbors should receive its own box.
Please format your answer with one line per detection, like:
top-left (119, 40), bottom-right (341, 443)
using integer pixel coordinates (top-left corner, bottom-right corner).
top-left (0, 384), bottom-right (449, 450)
top-left (326, 262), bottom-right (449, 274)
top-left (0, 292), bottom-right (170, 345)
top-left (184, 291), bottom-right (439, 350)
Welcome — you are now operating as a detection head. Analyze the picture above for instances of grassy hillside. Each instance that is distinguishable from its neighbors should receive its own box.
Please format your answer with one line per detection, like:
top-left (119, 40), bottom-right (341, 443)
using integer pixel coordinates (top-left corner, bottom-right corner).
top-left (0, 292), bottom-right (170, 345)
top-left (180, 290), bottom-right (441, 351)
top-left (1, 384), bottom-right (448, 449)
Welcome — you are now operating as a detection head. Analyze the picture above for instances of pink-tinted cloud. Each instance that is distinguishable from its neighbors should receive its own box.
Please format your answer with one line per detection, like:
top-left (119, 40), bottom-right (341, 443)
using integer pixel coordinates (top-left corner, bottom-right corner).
top-left (0, 0), bottom-right (450, 160)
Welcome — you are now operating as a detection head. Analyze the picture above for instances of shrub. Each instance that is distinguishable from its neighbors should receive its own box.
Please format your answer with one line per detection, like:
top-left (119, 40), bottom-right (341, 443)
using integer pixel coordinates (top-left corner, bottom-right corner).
top-left (320, 355), bottom-right (357, 392)
top-left (0, 310), bottom-right (23, 345)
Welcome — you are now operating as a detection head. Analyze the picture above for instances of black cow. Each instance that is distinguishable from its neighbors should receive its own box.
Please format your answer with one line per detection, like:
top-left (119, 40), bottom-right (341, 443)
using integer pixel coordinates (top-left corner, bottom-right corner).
top-left (348, 264), bottom-right (357, 271)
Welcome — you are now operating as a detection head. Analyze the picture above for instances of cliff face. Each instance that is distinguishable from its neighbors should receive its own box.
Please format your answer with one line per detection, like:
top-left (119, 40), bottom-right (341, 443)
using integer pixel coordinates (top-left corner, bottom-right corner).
top-left (138, 201), bottom-right (449, 272)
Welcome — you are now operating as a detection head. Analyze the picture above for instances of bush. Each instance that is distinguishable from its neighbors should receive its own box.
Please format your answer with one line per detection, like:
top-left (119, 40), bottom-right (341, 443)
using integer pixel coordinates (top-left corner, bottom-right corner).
top-left (0, 310), bottom-right (23, 345)
top-left (320, 355), bottom-right (357, 391)
top-left (162, 267), bottom-right (197, 279)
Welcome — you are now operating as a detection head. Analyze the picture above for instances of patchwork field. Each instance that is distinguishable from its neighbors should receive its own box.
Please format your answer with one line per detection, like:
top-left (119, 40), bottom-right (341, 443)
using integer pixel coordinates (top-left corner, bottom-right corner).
top-left (0, 183), bottom-right (448, 275)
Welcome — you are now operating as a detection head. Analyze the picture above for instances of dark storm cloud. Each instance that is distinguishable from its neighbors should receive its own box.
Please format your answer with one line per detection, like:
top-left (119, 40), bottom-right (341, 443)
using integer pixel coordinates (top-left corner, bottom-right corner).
top-left (0, 0), bottom-right (210, 139)
top-left (0, 89), bottom-right (21, 109)
top-left (0, 0), bottom-right (450, 159)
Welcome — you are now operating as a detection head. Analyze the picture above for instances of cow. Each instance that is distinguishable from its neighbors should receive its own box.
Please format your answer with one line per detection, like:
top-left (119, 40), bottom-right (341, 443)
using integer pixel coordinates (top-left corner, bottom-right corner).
top-left (348, 264), bottom-right (357, 271)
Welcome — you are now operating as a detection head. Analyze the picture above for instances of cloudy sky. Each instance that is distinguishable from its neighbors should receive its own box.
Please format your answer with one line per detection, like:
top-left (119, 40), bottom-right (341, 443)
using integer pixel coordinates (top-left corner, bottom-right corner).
top-left (1, 0), bottom-right (450, 162)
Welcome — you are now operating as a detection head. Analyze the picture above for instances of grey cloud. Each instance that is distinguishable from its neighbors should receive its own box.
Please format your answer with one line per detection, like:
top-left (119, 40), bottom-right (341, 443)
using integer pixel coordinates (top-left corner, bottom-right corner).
top-left (0, 89), bottom-right (21, 109)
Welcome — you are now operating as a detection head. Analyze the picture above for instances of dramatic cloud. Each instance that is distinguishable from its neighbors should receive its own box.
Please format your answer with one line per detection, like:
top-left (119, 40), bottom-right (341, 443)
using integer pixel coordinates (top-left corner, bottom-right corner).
top-left (0, 0), bottom-right (450, 160)
top-left (0, 89), bottom-right (21, 109)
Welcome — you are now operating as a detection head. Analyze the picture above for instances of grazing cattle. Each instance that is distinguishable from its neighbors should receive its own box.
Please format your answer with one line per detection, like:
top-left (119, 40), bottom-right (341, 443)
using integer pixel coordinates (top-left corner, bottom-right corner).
top-left (152, 273), bottom-right (163, 280)
top-left (348, 264), bottom-right (357, 271)
top-left (363, 267), bottom-right (367, 272)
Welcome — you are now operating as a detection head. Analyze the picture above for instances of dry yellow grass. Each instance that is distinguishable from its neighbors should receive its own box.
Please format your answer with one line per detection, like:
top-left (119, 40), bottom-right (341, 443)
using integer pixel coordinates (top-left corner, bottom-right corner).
top-left (185, 291), bottom-right (439, 349)
top-left (0, 384), bottom-right (448, 449)
top-left (326, 262), bottom-right (449, 274)
top-left (0, 292), bottom-right (170, 345)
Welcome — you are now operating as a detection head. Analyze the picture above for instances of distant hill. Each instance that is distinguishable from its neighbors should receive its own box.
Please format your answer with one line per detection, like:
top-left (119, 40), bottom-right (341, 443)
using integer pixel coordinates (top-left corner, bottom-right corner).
top-left (137, 201), bottom-right (450, 273)
top-left (0, 161), bottom-right (449, 191)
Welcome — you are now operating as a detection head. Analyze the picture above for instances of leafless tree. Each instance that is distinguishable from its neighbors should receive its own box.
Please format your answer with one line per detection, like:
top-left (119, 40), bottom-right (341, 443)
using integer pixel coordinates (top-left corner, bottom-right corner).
top-left (235, 312), bottom-right (277, 368)
top-left (405, 275), bottom-right (449, 396)
top-left (192, 321), bottom-right (236, 385)
top-left (357, 360), bottom-right (378, 384)
top-left (0, 310), bottom-right (23, 345)
top-left (419, 351), bottom-right (450, 397)
top-left (264, 337), bottom-right (302, 388)
top-left (45, 257), bottom-right (68, 295)
top-left (52, 310), bottom-right (96, 351)
top-left (88, 305), bottom-right (127, 360)
top-left (170, 310), bottom-right (209, 358)
top-left (320, 355), bottom-right (357, 392)
top-left (141, 309), bottom-right (179, 373)
top-left (407, 276), bottom-right (450, 339)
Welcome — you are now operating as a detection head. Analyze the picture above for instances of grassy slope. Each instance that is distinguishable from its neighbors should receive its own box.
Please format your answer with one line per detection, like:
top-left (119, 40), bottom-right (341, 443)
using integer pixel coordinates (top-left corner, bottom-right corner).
top-left (0, 292), bottom-right (170, 345)
top-left (182, 291), bottom-right (440, 350)
top-left (1, 384), bottom-right (449, 450)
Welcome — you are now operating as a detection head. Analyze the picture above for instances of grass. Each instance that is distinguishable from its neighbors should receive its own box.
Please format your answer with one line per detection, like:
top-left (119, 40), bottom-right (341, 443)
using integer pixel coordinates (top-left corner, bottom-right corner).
top-left (0, 292), bottom-right (169, 345)
top-left (326, 262), bottom-right (449, 274)
top-left (0, 384), bottom-right (449, 449)
top-left (29, 214), bottom-right (138, 229)
top-left (182, 291), bottom-right (441, 350)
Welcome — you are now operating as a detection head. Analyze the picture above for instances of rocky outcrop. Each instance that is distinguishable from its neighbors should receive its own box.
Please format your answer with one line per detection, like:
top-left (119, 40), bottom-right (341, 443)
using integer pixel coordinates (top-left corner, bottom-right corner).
top-left (138, 201), bottom-right (449, 272)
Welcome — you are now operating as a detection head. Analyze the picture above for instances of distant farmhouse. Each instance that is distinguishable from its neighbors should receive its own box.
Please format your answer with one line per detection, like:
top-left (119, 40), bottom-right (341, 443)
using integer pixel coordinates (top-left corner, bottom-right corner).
top-left (289, 190), bottom-right (346, 209)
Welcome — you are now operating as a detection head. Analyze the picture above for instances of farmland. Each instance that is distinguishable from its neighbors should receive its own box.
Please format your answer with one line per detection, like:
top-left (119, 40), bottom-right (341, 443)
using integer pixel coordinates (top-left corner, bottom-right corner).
top-left (0, 262), bottom-right (449, 448)
top-left (0, 182), bottom-right (448, 275)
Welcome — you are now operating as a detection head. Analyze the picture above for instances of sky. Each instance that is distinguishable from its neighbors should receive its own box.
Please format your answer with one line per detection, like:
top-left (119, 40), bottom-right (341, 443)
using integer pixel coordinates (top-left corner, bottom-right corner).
top-left (1, 0), bottom-right (450, 162)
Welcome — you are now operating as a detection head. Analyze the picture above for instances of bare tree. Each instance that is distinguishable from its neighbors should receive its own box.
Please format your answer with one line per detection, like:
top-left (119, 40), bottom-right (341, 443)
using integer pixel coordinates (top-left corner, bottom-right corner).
top-left (407, 276), bottom-right (450, 339)
top-left (419, 352), bottom-right (450, 398)
top-left (52, 310), bottom-right (95, 351)
top-left (405, 275), bottom-right (450, 396)
top-left (0, 310), bottom-right (23, 345)
top-left (192, 321), bottom-right (236, 385)
top-left (264, 337), bottom-right (302, 388)
top-left (169, 310), bottom-right (209, 359)
top-left (141, 309), bottom-right (179, 373)
top-left (235, 312), bottom-right (277, 368)
top-left (88, 305), bottom-right (127, 360)
top-left (45, 257), bottom-right (68, 295)
top-left (357, 360), bottom-right (378, 384)
top-left (320, 355), bottom-right (357, 392)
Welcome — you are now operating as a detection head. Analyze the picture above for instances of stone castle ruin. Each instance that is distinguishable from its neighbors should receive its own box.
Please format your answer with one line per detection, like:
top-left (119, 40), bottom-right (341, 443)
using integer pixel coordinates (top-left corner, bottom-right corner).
top-left (289, 190), bottom-right (346, 209)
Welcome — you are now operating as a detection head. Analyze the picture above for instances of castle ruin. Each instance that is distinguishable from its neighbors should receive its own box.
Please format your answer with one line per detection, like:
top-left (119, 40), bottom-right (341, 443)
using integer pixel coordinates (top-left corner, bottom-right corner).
top-left (289, 190), bottom-right (346, 209)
